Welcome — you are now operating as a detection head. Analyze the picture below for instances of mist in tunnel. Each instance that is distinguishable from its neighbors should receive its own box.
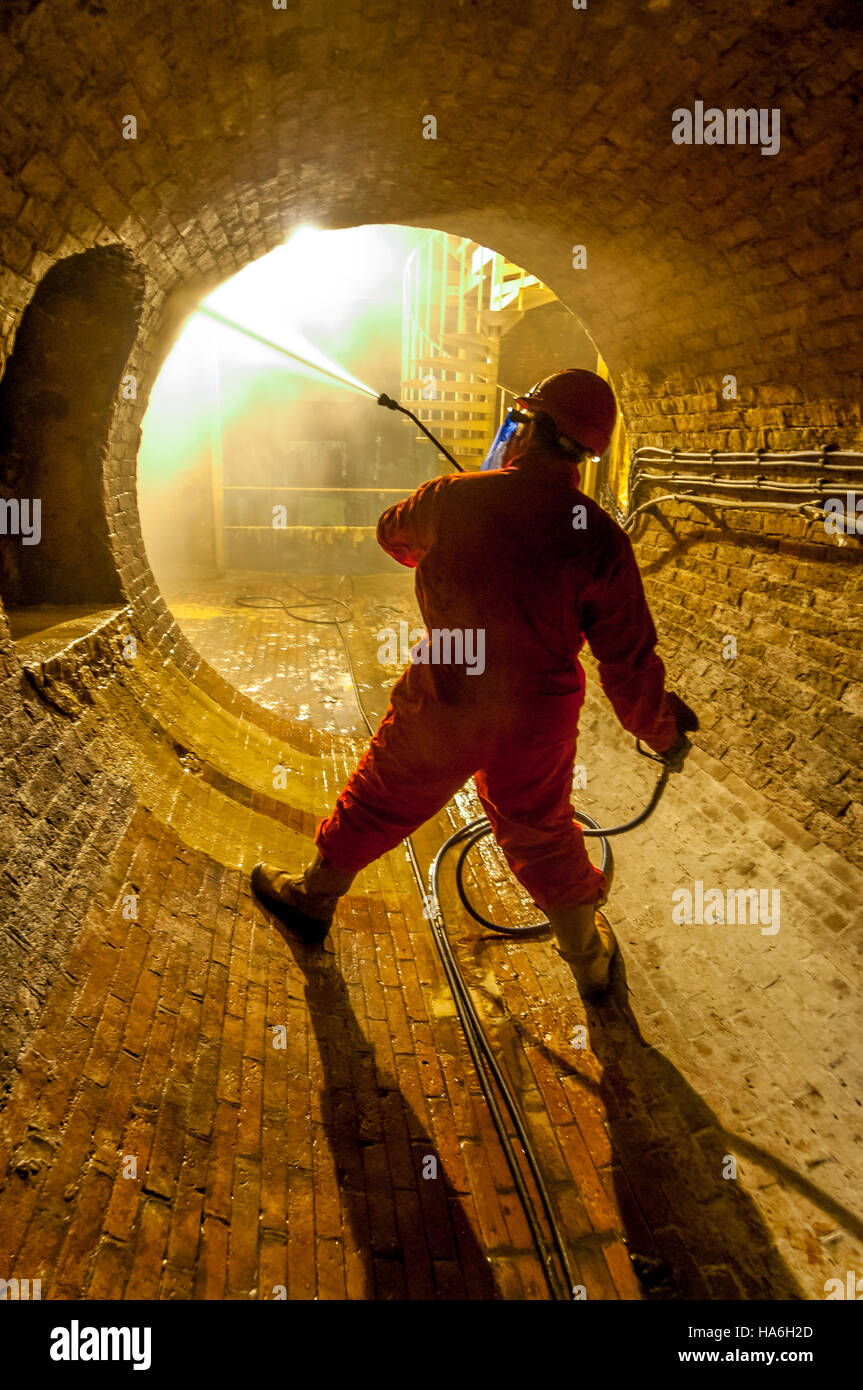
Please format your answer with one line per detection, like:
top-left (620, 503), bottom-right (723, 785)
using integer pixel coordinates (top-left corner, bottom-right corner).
top-left (137, 222), bottom-right (600, 718)
top-left (138, 224), bottom-right (440, 585)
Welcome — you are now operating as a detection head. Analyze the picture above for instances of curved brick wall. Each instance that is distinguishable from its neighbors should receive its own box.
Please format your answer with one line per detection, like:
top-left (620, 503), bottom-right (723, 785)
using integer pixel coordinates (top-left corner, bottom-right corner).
top-left (634, 498), bottom-right (863, 870)
top-left (0, 0), bottom-right (862, 1066)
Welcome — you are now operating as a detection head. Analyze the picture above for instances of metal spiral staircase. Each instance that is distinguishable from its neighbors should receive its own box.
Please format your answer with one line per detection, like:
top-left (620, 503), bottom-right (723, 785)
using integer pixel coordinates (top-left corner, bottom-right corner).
top-left (401, 233), bottom-right (557, 465)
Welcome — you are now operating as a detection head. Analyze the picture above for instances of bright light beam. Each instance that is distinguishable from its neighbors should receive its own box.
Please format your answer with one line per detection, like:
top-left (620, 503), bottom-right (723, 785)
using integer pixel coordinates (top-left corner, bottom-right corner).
top-left (197, 306), bottom-right (380, 399)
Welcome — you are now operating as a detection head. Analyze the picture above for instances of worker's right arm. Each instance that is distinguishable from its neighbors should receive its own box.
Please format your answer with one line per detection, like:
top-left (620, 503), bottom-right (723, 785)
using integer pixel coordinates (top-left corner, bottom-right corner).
top-left (580, 523), bottom-right (681, 754)
top-left (376, 477), bottom-right (448, 568)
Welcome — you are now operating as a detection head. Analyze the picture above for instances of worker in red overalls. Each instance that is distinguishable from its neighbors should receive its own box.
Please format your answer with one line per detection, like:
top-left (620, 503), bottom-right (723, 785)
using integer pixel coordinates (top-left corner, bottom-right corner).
top-left (253, 370), bottom-right (696, 996)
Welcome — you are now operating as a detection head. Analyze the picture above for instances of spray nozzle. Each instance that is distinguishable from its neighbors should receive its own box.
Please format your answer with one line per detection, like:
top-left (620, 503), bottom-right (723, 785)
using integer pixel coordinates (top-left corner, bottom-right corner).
top-left (373, 393), bottom-right (464, 472)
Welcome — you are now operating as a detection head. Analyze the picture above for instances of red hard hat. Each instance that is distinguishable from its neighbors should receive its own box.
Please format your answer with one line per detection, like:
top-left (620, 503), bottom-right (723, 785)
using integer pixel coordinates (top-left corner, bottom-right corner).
top-left (516, 368), bottom-right (617, 457)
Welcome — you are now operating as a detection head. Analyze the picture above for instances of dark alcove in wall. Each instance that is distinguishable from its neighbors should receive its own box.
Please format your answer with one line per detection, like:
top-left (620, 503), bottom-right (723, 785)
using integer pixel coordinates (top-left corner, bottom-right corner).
top-left (0, 244), bottom-right (145, 610)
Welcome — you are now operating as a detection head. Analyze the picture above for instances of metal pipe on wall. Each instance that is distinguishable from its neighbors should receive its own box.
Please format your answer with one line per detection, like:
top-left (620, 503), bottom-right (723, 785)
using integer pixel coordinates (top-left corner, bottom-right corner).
top-left (605, 445), bottom-right (863, 536)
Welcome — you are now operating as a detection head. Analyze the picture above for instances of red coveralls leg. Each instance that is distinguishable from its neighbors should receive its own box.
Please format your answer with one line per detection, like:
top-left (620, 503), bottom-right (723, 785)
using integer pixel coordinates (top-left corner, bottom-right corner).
top-left (315, 672), bottom-right (481, 876)
top-left (474, 726), bottom-right (605, 912)
top-left (316, 671), bottom-right (605, 908)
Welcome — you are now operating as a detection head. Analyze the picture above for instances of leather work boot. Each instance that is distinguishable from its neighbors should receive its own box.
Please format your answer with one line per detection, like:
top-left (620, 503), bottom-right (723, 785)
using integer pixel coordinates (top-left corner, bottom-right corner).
top-left (546, 903), bottom-right (617, 999)
top-left (251, 851), bottom-right (355, 945)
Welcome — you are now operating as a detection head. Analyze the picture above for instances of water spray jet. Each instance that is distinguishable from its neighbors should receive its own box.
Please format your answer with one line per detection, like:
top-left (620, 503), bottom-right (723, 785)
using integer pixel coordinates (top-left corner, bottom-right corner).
top-left (197, 305), bottom-right (464, 472)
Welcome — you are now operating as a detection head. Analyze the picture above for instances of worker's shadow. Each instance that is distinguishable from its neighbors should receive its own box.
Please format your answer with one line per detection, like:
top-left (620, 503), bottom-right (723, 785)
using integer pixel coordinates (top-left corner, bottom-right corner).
top-left (275, 919), bottom-right (499, 1300)
top-left (558, 952), bottom-right (814, 1299)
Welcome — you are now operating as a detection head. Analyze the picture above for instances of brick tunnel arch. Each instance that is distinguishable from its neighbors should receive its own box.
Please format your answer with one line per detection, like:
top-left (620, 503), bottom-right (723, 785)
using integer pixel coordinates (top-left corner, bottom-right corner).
top-left (101, 189), bottom-right (863, 883)
top-left (0, 0), bottom-right (861, 1309)
top-left (104, 181), bottom-right (852, 654)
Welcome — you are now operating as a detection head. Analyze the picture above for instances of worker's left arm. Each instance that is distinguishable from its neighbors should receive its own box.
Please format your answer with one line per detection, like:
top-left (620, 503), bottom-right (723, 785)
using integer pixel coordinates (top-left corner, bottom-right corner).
top-left (581, 523), bottom-right (686, 754)
top-left (376, 477), bottom-right (448, 568)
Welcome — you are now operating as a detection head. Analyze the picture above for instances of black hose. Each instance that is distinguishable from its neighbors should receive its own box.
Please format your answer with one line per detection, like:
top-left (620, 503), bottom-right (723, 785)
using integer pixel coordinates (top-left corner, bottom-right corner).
top-left (444, 745), bottom-right (670, 937)
top-left (421, 829), bottom-right (577, 1299)
top-left (377, 393), bottom-right (465, 472)
top-left (448, 810), bottom-right (612, 937)
top-left (235, 591), bottom-right (353, 624)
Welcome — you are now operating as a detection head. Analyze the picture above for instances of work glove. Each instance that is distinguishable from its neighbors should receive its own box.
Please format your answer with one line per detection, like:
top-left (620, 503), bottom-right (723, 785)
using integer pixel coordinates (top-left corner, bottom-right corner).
top-left (658, 731), bottom-right (691, 773)
top-left (658, 693), bottom-right (700, 773)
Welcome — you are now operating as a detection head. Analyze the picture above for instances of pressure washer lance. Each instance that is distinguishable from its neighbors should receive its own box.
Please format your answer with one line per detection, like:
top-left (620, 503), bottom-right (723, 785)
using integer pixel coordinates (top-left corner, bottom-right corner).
top-left (377, 393), bottom-right (464, 472)
top-left (195, 308), bottom-right (463, 470)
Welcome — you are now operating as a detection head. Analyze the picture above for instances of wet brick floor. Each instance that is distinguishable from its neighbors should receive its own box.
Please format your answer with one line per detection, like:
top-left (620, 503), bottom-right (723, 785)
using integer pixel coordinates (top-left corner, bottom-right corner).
top-left (0, 571), bottom-right (860, 1299)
